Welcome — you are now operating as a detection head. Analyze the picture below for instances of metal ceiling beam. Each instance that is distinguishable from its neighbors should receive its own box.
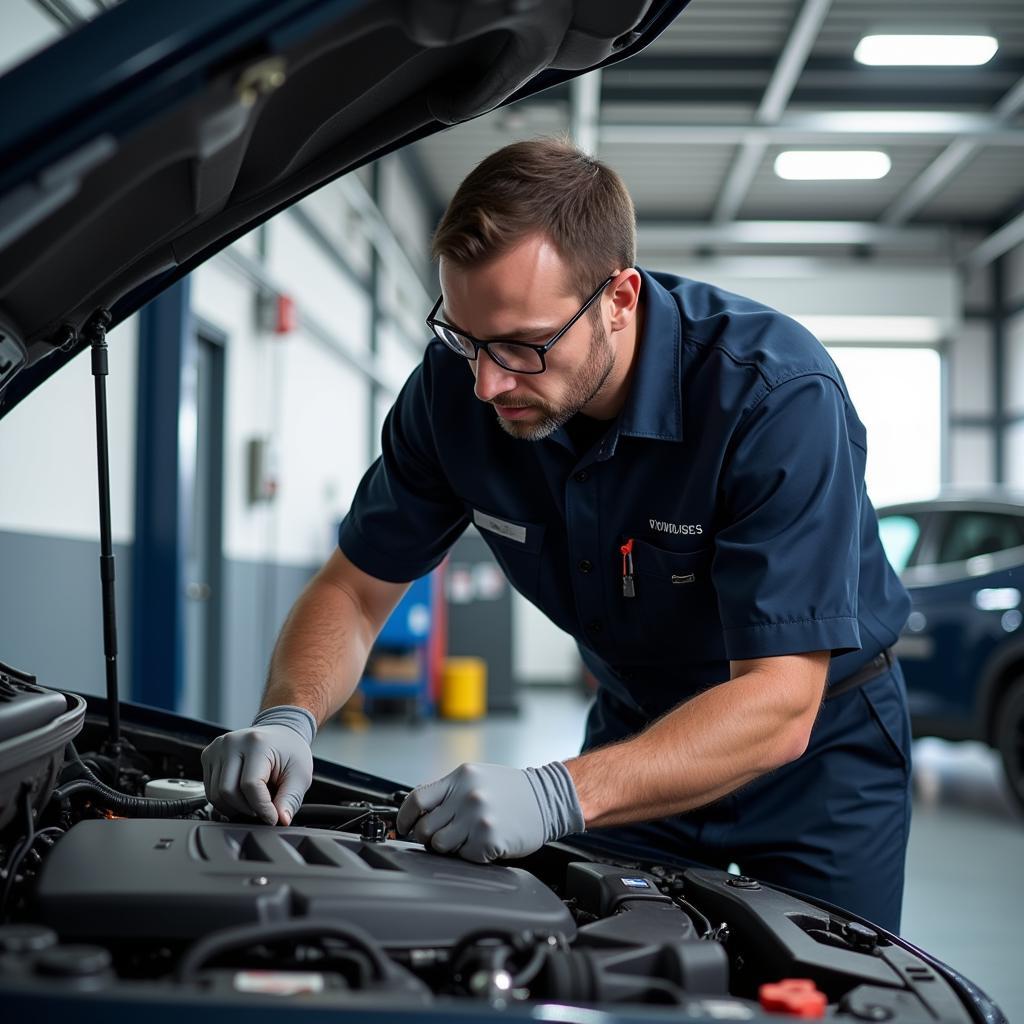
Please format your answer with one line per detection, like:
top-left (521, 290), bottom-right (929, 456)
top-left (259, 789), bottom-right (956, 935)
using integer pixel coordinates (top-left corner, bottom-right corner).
top-left (638, 220), bottom-right (952, 252)
top-left (883, 74), bottom-right (1024, 225)
top-left (570, 70), bottom-right (602, 157)
top-left (533, 54), bottom-right (1024, 108)
top-left (600, 112), bottom-right (1024, 145)
top-left (600, 53), bottom-right (1024, 77)
top-left (963, 208), bottom-right (1024, 271)
top-left (32, 0), bottom-right (84, 30)
top-left (336, 173), bottom-right (434, 303)
top-left (712, 0), bottom-right (833, 224)
top-left (536, 83), bottom-right (1016, 109)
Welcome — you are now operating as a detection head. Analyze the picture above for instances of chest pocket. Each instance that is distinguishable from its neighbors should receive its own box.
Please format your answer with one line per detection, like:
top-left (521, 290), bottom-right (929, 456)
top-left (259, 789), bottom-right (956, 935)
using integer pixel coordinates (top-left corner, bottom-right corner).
top-left (615, 538), bottom-right (721, 658)
top-left (467, 505), bottom-right (545, 599)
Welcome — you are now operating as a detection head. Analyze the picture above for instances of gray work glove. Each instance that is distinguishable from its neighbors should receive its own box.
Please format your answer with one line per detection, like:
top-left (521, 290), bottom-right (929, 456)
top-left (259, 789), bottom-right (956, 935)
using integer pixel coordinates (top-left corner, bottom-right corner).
top-left (396, 761), bottom-right (585, 864)
top-left (201, 705), bottom-right (316, 825)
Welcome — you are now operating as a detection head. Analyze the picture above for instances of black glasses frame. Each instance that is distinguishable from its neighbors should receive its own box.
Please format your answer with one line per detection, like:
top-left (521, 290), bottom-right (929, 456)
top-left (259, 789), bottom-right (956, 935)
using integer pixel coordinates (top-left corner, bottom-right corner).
top-left (425, 274), bottom-right (616, 374)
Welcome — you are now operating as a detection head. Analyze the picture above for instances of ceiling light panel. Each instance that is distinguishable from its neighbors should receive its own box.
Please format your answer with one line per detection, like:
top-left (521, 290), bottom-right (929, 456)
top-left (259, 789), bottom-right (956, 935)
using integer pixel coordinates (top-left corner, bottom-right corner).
top-left (774, 150), bottom-right (892, 180)
top-left (854, 34), bottom-right (998, 66)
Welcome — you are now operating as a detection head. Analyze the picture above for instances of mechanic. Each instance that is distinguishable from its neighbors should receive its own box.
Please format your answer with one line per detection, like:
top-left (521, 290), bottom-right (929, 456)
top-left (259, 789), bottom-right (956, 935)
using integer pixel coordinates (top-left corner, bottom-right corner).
top-left (202, 138), bottom-right (914, 933)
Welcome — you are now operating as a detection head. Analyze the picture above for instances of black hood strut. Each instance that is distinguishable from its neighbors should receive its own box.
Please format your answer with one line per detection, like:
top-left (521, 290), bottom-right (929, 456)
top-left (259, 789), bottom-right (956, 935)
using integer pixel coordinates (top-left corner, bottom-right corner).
top-left (82, 308), bottom-right (122, 752)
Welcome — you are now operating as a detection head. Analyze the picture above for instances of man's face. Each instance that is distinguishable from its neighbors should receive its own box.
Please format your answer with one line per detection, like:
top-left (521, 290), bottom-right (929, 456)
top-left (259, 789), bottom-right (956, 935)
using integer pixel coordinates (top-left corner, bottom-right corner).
top-left (438, 235), bottom-right (616, 441)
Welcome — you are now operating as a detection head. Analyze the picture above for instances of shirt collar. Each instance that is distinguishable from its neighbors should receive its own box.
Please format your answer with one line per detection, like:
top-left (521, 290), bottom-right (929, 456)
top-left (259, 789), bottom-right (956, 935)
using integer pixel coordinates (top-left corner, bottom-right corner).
top-left (612, 266), bottom-right (684, 447)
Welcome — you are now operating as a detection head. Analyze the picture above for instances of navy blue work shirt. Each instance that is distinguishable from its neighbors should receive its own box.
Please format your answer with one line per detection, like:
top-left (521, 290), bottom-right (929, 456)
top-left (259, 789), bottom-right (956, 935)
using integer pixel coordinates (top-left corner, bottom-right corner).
top-left (338, 269), bottom-right (911, 719)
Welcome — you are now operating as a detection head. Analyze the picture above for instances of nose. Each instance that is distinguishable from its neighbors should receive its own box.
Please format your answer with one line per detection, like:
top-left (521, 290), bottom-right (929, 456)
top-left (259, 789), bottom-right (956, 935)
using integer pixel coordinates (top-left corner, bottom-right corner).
top-left (472, 352), bottom-right (518, 403)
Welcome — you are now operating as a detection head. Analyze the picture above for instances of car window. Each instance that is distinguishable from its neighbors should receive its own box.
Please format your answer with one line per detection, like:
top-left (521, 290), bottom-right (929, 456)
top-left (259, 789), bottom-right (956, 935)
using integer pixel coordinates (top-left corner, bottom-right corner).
top-left (878, 514), bottom-right (922, 573)
top-left (934, 511), bottom-right (1024, 565)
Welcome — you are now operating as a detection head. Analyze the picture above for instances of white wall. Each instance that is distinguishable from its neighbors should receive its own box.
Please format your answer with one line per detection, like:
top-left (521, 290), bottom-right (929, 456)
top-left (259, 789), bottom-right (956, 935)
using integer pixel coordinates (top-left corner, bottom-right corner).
top-left (381, 156), bottom-right (434, 272)
top-left (1006, 240), bottom-right (1024, 310)
top-left (267, 216), bottom-right (372, 358)
top-left (950, 322), bottom-right (993, 418)
top-left (658, 259), bottom-right (961, 340)
top-left (1006, 423), bottom-right (1024, 489)
top-left (376, 155), bottom-right (436, 390)
top-left (1006, 250), bottom-right (1024, 424)
top-left (948, 260), bottom-right (997, 488)
top-left (191, 248), bottom-right (373, 570)
top-left (950, 429), bottom-right (995, 489)
top-left (300, 182), bottom-right (373, 282)
top-left (1006, 241), bottom-right (1024, 492)
top-left (0, 317), bottom-right (138, 543)
top-left (190, 169), bottom-right (434, 572)
top-left (0, 0), bottom-right (60, 78)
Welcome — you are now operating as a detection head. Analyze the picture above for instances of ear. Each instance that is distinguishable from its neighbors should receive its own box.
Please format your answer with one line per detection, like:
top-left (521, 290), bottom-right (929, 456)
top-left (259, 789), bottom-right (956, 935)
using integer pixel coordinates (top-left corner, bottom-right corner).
top-left (607, 269), bottom-right (642, 334)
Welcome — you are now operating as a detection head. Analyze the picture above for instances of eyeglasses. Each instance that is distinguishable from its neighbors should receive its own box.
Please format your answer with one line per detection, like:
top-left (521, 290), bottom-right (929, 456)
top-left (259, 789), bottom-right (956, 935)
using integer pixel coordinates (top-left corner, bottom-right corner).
top-left (425, 275), bottom-right (616, 374)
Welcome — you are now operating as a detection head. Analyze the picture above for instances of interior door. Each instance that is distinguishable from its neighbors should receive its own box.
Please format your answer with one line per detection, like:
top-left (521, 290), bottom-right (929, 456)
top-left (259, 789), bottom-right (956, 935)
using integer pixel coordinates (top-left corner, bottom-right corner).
top-left (182, 328), bottom-right (225, 722)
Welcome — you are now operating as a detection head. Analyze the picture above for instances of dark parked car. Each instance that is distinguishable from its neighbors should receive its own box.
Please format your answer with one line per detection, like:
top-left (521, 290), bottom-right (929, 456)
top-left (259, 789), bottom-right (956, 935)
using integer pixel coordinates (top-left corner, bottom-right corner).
top-left (0, 1), bottom-right (1009, 1021)
top-left (878, 494), bottom-right (1024, 812)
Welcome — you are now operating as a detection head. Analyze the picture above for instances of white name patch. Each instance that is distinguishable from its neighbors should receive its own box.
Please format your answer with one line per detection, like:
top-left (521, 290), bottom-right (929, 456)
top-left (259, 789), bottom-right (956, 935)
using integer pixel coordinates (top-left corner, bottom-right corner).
top-left (473, 509), bottom-right (527, 543)
top-left (650, 519), bottom-right (703, 536)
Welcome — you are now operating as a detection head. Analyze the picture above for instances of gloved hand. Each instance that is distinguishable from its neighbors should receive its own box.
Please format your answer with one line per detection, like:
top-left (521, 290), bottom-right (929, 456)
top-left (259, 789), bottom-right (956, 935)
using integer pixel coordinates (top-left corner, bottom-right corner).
top-left (396, 761), bottom-right (585, 863)
top-left (201, 705), bottom-right (316, 825)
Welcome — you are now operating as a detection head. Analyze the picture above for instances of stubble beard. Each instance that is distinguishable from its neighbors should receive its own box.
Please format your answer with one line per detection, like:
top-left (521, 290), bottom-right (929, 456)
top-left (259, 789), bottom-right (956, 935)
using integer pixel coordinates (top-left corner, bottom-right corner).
top-left (495, 319), bottom-right (615, 441)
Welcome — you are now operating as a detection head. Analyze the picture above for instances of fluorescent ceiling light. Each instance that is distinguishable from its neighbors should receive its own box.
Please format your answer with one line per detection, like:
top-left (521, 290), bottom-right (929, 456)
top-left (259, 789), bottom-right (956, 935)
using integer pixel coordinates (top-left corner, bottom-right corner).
top-left (774, 151), bottom-right (891, 181)
top-left (855, 34), bottom-right (998, 66)
top-left (793, 315), bottom-right (944, 343)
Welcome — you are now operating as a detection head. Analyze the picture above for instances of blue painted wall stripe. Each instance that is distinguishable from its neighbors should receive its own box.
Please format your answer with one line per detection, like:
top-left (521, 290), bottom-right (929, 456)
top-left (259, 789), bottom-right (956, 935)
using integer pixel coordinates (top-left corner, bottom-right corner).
top-left (132, 278), bottom-right (191, 710)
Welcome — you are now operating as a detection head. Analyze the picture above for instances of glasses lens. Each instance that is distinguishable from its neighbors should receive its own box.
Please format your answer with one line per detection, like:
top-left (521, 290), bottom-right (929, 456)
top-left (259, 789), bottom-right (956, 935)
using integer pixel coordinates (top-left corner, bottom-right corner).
top-left (489, 343), bottom-right (544, 373)
top-left (433, 325), bottom-right (475, 359)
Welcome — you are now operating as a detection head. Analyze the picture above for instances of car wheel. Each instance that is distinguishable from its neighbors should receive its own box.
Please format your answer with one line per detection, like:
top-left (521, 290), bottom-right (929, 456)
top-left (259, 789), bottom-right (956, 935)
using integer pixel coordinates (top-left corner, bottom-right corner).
top-left (995, 677), bottom-right (1024, 815)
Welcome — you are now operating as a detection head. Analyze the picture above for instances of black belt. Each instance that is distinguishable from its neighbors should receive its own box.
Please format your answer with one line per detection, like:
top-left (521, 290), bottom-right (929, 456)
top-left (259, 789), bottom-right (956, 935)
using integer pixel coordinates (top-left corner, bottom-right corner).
top-left (825, 647), bottom-right (894, 701)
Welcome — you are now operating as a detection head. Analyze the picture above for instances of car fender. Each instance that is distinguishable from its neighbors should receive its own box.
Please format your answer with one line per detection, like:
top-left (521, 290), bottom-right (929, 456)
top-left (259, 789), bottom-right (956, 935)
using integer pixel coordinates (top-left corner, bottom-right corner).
top-left (975, 636), bottom-right (1024, 742)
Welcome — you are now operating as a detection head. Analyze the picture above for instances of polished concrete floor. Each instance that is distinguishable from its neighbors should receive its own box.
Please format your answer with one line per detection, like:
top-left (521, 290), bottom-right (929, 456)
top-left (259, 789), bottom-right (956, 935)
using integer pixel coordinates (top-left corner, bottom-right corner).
top-left (313, 687), bottom-right (1024, 1022)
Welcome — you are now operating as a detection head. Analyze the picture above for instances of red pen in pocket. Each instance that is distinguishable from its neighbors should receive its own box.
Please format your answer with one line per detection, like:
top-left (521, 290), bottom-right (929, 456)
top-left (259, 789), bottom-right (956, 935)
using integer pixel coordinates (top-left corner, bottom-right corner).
top-left (620, 538), bottom-right (637, 598)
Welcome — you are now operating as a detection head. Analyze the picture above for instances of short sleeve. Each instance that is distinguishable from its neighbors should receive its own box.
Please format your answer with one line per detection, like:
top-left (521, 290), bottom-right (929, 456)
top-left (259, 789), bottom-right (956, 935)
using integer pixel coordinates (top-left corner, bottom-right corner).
top-left (338, 353), bottom-right (468, 582)
top-left (714, 373), bottom-right (863, 661)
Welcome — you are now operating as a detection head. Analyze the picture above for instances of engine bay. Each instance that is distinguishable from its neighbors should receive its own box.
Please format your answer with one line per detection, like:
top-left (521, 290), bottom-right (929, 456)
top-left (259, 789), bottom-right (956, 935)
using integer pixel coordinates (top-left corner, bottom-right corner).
top-left (0, 669), bottom-right (993, 1021)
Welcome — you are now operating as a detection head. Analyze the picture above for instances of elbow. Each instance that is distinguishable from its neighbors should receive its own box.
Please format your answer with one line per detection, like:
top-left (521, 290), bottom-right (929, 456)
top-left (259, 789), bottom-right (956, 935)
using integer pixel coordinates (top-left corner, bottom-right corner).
top-left (774, 715), bottom-right (816, 768)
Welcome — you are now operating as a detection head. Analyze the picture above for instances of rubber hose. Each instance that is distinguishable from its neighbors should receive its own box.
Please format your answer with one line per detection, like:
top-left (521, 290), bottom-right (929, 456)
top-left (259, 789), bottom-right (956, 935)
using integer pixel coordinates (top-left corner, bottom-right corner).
top-left (177, 919), bottom-right (389, 983)
top-left (53, 746), bottom-right (207, 817)
top-left (51, 777), bottom-right (208, 817)
top-left (291, 803), bottom-right (396, 826)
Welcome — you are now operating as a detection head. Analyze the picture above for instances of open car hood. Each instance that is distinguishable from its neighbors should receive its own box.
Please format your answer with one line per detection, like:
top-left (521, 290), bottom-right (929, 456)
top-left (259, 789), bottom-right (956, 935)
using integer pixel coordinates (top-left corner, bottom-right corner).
top-left (0, 0), bottom-right (688, 416)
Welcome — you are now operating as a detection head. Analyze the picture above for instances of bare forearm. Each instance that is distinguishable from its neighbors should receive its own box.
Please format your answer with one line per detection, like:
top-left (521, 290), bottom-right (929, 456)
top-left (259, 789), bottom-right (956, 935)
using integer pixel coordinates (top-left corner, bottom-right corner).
top-left (261, 577), bottom-right (376, 725)
top-left (566, 657), bottom-right (826, 828)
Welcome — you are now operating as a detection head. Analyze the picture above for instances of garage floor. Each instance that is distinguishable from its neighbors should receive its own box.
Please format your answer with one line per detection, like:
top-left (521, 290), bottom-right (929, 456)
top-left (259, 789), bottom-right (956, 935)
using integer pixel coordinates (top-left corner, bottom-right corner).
top-left (314, 686), bottom-right (1024, 1022)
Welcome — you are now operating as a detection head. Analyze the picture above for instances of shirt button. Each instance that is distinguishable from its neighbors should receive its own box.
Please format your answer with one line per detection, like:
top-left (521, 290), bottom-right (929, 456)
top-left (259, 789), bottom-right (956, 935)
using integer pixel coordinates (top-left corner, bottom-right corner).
top-left (574, 470), bottom-right (589, 483)
top-left (587, 620), bottom-right (603, 634)
top-left (578, 559), bottom-right (593, 573)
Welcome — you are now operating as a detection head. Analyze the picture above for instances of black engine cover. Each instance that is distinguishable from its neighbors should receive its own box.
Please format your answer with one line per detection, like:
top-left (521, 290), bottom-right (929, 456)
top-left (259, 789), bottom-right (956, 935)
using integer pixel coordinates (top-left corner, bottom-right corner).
top-left (35, 818), bottom-right (576, 949)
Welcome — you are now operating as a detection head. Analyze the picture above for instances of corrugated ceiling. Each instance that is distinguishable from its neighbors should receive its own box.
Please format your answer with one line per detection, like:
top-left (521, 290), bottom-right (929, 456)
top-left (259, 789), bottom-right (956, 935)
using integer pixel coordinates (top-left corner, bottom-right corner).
top-left (414, 0), bottom-right (1024, 249)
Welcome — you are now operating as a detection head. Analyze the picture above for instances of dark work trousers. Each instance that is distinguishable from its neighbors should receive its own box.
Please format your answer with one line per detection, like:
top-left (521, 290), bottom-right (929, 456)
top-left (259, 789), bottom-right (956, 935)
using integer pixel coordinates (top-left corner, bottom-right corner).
top-left (569, 659), bottom-right (913, 934)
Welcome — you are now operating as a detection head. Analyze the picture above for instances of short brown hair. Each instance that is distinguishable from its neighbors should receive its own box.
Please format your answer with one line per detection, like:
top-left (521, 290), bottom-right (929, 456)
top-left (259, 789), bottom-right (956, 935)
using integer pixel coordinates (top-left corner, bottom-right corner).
top-left (432, 137), bottom-right (635, 299)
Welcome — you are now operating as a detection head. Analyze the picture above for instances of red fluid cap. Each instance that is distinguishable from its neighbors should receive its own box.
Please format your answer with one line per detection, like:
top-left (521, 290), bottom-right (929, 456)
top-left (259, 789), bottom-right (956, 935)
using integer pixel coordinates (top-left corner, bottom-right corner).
top-left (758, 978), bottom-right (827, 1018)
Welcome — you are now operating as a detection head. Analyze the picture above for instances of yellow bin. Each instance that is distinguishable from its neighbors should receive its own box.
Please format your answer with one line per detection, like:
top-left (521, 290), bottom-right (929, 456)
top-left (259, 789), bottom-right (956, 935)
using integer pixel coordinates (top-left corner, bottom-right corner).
top-left (439, 657), bottom-right (487, 720)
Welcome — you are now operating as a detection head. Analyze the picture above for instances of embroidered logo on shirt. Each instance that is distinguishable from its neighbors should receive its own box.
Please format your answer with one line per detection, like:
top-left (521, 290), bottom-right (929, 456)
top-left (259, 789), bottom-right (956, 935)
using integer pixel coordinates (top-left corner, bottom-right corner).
top-left (473, 509), bottom-right (527, 543)
top-left (649, 519), bottom-right (703, 536)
